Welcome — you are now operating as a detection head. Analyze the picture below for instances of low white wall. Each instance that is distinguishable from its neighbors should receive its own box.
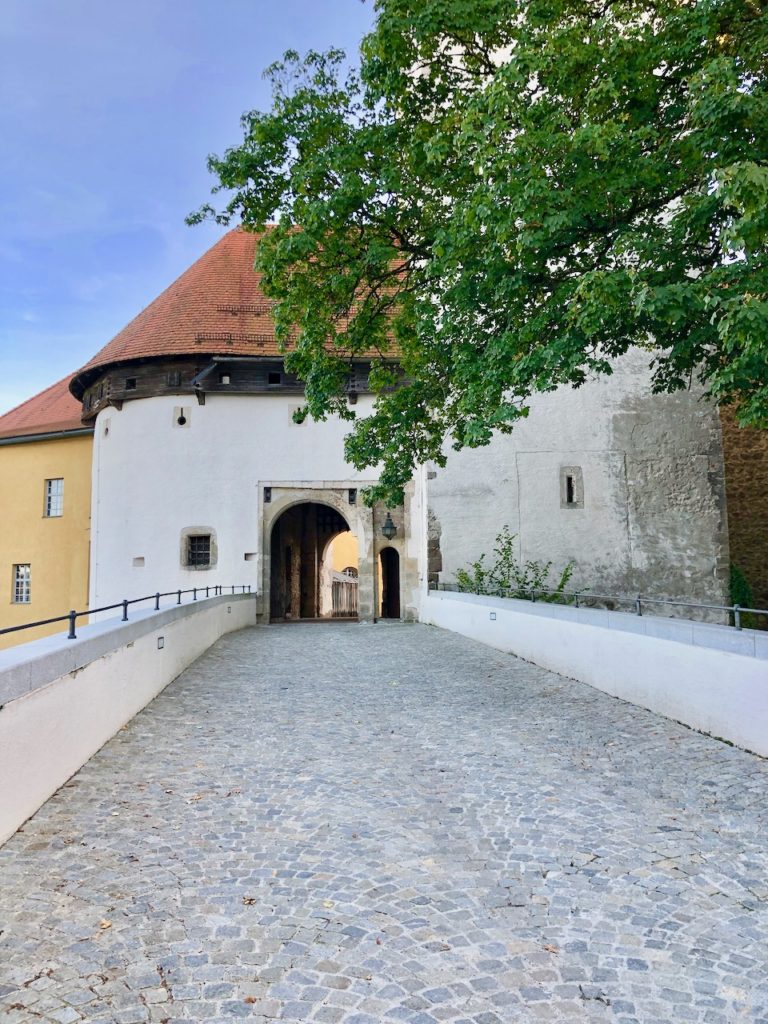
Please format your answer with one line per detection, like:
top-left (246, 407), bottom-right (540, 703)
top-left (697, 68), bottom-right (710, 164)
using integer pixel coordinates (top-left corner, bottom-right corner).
top-left (422, 591), bottom-right (768, 756)
top-left (0, 594), bottom-right (255, 846)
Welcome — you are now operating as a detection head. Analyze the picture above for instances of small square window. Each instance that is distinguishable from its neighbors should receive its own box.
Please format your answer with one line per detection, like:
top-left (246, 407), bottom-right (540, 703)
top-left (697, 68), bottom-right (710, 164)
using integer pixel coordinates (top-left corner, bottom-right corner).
top-left (125, 377), bottom-right (137, 390)
top-left (186, 534), bottom-right (211, 568)
top-left (219, 373), bottom-right (231, 385)
top-left (267, 371), bottom-right (282, 386)
top-left (167, 370), bottom-right (182, 387)
top-left (12, 564), bottom-right (31, 604)
top-left (44, 478), bottom-right (64, 517)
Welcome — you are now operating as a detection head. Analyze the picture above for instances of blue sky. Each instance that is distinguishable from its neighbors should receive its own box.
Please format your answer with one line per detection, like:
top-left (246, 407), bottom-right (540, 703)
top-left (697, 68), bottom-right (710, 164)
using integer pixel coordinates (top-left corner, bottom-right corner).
top-left (0, 0), bottom-right (375, 414)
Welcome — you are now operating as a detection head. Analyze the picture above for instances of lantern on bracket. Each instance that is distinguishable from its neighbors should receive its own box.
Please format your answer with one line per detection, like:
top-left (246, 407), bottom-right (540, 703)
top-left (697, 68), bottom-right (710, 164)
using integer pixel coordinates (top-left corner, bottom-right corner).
top-left (381, 512), bottom-right (397, 541)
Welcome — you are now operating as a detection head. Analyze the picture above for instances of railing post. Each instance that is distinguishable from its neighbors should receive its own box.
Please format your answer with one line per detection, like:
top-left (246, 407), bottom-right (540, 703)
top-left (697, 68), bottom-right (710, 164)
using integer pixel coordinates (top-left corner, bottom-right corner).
top-left (231, 585), bottom-right (235, 595)
top-left (734, 604), bottom-right (741, 630)
top-left (68, 610), bottom-right (77, 640)
top-left (636, 594), bottom-right (642, 616)
top-left (122, 599), bottom-right (129, 622)
top-left (206, 586), bottom-right (210, 598)
top-left (177, 589), bottom-right (182, 605)
top-left (531, 589), bottom-right (536, 603)
top-left (193, 587), bottom-right (197, 601)
top-left (154, 592), bottom-right (160, 611)
top-left (575, 593), bottom-right (580, 609)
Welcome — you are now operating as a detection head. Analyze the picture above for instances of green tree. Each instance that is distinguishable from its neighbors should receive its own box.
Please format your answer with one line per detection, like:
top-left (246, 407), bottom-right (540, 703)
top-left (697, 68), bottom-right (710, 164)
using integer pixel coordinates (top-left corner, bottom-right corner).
top-left (190, 0), bottom-right (768, 504)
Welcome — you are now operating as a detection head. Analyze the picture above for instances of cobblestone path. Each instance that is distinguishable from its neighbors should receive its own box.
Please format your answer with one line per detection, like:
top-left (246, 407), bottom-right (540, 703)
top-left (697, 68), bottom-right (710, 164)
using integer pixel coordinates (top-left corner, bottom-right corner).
top-left (1, 623), bottom-right (767, 1024)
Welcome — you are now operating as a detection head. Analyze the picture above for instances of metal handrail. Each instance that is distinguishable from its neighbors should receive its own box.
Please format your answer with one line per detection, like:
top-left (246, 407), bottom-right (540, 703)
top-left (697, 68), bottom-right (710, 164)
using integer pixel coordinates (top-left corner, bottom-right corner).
top-left (1, 585), bottom-right (254, 641)
top-left (429, 582), bottom-right (768, 631)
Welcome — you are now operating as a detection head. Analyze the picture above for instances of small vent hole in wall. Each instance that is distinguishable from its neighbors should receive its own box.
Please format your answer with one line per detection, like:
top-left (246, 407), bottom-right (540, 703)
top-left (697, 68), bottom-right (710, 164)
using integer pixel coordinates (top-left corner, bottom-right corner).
top-left (268, 371), bottom-right (281, 386)
top-left (125, 377), bottom-right (137, 390)
top-left (133, 556), bottom-right (145, 567)
top-left (244, 552), bottom-right (257, 561)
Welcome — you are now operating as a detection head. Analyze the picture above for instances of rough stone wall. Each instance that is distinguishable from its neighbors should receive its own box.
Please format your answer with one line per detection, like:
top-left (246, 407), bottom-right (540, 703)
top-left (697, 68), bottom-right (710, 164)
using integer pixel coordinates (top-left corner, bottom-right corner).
top-left (719, 406), bottom-right (768, 609)
top-left (426, 350), bottom-right (730, 611)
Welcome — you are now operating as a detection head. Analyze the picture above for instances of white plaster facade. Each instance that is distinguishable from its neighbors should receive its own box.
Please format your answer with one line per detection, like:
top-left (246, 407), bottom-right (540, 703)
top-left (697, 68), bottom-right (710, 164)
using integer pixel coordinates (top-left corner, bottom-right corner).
top-left (88, 351), bottom-right (729, 620)
top-left (91, 393), bottom-right (372, 607)
top-left (424, 349), bottom-right (729, 606)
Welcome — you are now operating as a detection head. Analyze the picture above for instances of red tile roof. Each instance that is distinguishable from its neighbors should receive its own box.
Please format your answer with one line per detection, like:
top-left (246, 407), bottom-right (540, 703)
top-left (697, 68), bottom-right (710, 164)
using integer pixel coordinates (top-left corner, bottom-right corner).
top-left (0, 375), bottom-right (88, 441)
top-left (71, 227), bottom-right (283, 397)
top-left (70, 226), bottom-right (397, 399)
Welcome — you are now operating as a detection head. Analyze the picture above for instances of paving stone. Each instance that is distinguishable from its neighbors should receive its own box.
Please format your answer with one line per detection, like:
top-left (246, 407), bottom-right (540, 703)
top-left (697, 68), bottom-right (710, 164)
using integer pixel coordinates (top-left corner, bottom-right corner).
top-left (0, 622), bottom-right (767, 1023)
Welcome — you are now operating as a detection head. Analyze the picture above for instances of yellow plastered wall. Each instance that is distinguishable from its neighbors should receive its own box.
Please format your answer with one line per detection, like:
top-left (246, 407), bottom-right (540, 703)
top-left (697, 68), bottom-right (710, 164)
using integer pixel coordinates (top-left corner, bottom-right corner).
top-left (329, 530), bottom-right (359, 573)
top-left (0, 434), bottom-right (92, 649)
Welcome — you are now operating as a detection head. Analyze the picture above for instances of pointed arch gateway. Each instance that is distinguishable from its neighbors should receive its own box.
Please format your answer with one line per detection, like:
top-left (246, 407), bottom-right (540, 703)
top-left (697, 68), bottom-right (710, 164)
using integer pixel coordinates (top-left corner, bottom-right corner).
top-left (269, 502), bottom-right (359, 621)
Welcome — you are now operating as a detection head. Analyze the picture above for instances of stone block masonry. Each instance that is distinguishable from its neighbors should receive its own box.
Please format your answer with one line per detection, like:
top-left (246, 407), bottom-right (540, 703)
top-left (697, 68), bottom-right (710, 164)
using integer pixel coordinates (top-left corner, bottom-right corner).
top-left (720, 405), bottom-right (768, 609)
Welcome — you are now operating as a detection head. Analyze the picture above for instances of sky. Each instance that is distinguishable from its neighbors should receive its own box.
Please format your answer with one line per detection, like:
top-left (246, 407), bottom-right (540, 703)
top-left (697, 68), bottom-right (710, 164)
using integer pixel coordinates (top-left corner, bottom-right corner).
top-left (0, 0), bottom-right (376, 415)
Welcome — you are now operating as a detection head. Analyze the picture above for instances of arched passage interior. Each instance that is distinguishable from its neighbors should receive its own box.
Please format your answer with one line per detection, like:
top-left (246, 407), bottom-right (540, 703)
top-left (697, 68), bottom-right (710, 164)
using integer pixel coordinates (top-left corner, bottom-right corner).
top-left (269, 502), bottom-right (358, 621)
top-left (379, 546), bottom-right (401, 619)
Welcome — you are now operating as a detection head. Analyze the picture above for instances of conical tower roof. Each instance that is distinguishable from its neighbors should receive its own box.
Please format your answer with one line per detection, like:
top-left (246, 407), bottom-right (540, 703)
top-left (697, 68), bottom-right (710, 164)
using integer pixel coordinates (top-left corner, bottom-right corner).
top-left (70, 227), bottom-right (279, 398)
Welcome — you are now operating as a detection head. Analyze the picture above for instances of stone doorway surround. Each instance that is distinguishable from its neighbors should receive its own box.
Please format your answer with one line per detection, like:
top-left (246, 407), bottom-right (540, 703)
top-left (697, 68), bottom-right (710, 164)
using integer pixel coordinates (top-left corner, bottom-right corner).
top-left (260, 483), bottom-right (378, 622)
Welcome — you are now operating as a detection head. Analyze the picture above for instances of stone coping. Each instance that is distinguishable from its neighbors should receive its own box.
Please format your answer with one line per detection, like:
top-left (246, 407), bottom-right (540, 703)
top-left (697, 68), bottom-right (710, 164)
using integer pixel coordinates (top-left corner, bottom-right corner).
top-left (0, 593), bottom-right (256, 707)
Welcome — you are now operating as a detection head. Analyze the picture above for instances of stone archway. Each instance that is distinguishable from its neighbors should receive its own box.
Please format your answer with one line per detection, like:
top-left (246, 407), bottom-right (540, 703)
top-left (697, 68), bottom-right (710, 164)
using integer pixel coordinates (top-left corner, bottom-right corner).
top-left (269, 502), bottom-right (356, 621)
top-left (262, 487), bottom-right (376, 622)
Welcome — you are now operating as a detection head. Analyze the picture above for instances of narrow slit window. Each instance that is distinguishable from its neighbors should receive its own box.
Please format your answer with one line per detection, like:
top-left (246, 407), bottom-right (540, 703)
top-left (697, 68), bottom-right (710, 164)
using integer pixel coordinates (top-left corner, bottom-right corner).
top-left (560, 466), bottom-right (583, 509)
top-left (12, 564), bottom-right (31, 604)
top-left (44, 478), bottom-right (64, 517)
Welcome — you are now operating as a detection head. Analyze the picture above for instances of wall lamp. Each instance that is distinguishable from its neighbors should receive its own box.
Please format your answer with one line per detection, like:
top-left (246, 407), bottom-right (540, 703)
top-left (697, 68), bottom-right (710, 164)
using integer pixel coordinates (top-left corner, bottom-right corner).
top-left (381, 512), bottom-right (397, 541)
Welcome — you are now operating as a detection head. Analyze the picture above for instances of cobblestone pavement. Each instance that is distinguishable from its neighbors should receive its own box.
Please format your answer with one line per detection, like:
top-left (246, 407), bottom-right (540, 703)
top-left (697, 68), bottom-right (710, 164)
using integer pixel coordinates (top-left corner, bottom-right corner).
top-left (1, 623), bottom-right (767, 1024)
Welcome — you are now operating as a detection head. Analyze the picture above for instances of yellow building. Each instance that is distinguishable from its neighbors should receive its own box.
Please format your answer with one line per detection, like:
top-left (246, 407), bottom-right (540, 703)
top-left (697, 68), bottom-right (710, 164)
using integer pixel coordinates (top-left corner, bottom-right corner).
top-left (0, 377), bottom-right (93, 649)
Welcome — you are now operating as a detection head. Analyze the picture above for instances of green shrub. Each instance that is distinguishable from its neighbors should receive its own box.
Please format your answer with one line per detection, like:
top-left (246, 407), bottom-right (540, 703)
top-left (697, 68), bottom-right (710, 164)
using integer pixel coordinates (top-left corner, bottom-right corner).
top-left (729, 564), bottom-right (758, 629)
top-left (455, 526), bottom-right (574, 602)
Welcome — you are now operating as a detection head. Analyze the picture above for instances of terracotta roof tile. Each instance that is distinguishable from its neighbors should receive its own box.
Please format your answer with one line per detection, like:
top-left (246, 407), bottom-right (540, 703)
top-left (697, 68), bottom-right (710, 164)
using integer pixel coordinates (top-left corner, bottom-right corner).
top-left (71, 227), bottom-right (283, 396)
top-left (71, 226), bottom-right (396, 398)
top-left (0, 375), bottom-right (87, 441)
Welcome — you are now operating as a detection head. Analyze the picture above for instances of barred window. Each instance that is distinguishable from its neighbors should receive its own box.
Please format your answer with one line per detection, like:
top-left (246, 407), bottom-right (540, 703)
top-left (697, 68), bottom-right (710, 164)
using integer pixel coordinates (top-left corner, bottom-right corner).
top-left (12, 564), bottom-right (31, 604)
top-left (44, 478), bottom-right (64, 517)
top-left (186, 534), bottom-right (211, 568)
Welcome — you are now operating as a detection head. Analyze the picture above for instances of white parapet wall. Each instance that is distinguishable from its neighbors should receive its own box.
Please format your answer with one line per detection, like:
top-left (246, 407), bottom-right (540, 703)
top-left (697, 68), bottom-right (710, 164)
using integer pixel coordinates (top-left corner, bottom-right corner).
top-left (0, 593), bottom-right (256, 846)
top-left (421, 590), bottom-right (768, 757)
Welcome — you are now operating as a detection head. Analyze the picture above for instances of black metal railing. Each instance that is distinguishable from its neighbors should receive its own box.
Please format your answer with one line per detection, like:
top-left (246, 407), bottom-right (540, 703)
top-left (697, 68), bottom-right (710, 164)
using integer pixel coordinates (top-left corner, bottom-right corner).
top-left (429, 582), bottom-right (768, 631)
top-left (0, 585), bottom-right (254, 642)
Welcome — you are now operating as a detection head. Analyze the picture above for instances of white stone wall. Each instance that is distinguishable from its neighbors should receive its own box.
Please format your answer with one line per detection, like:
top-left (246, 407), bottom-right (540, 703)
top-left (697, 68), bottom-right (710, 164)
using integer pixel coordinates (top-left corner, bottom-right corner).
top-left (89, 393), bottom-right (378, 608)
top-left (0, 594), bottom-right (255, 846)
top-left (422, 590), bottom-right (768, 756)
top-left (425, 350), bottom-right (729, 605)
